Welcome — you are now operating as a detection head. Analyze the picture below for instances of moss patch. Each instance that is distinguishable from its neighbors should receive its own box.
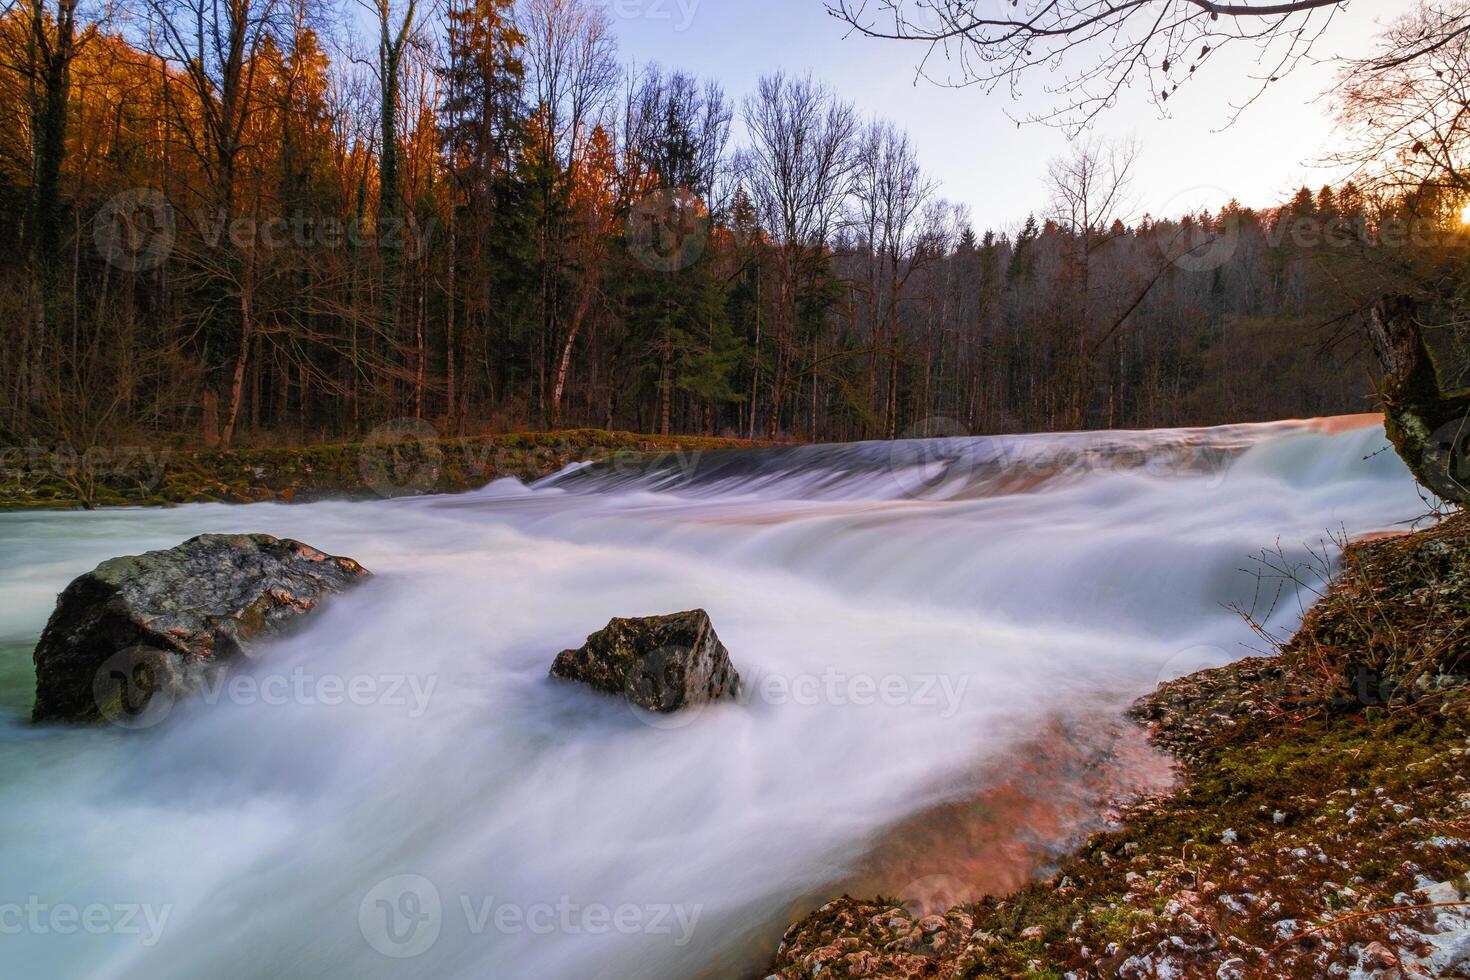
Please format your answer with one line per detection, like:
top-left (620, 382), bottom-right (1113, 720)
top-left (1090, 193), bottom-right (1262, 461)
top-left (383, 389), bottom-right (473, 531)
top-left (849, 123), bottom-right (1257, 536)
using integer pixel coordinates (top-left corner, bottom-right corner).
top-left (0, 430), bottom-right (763, 510)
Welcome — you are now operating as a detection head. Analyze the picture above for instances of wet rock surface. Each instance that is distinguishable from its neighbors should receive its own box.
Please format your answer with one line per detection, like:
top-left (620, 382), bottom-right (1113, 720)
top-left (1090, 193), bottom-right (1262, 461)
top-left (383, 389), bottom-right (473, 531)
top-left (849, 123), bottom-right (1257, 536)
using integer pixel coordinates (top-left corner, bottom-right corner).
top-left (550, 609), bottom-right (741, 713)
top-left (32, 533), bottom-right (370, 723)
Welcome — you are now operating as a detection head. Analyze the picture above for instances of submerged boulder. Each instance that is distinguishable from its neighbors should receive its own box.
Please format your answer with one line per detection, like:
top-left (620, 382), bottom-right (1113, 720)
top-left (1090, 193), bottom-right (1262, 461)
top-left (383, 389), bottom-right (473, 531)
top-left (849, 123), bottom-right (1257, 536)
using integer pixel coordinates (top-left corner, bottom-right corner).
top-left (550, 609), bottom-right (741, 713)
top-left (32, 533), bottom-right (370, 724)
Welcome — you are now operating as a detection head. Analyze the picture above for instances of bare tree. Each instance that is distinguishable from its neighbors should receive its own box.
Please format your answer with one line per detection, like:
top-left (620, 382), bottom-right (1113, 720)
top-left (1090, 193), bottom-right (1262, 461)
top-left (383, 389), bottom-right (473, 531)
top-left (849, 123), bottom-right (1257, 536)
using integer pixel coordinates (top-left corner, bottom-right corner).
top-left (144, 0), bottom-right (283, 446)
top-left (517, 0), bottom-right (619, 423)
top-left (549, 66), bottom-right (732, 427)
top-left (1334, 2), bottom-right (1470, 199)
top-left (847, 120), bottom-right (940, 436)
top-left (0, 0), bottom-right (106, 412)
top-left (742, 74), bottom-right (859, 254)
top-left (623, 67), bottom-right (731, 200)
top-left (519, 0), bottom-right (618, 181)
top-left (740, 72), bottom-right (860, 437)
top-left (826, 0), bottom-right (1346, 128)
top-left (1049, 138), bottom-right (1138, 239)
top-left (1047, 137), bottom-right (1139, 425)
top-left (13, 0), bottom-right (103, 270)
top-left (356, 0), bottom-right (420, 327)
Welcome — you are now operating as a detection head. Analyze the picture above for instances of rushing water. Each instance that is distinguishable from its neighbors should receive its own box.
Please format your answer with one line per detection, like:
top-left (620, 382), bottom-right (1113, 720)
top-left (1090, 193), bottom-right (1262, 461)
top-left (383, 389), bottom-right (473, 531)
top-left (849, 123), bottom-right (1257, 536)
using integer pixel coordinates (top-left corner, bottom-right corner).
top-left (0, 416), bottom-right (1431, 978)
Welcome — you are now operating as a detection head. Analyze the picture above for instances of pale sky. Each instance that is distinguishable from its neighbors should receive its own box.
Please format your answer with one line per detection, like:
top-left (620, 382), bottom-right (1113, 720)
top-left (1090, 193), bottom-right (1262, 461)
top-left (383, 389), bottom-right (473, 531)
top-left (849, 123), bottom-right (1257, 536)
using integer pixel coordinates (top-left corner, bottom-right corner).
top-left (607, 0), bottom-right (1416, 233)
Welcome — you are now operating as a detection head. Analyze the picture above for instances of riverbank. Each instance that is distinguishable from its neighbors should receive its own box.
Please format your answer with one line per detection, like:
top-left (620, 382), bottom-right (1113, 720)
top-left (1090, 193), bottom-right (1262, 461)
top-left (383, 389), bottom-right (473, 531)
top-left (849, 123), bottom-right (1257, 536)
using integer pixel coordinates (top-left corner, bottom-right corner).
top-left (0, 429), bottom-right (758, 510)
top-left (768, 512), bottom-right (1470, 978)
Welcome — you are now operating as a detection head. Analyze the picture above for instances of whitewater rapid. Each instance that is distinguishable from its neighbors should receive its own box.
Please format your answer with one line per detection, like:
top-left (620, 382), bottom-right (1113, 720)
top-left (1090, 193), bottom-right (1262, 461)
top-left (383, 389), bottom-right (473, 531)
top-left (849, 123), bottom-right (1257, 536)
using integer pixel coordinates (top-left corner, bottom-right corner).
top-left (0, 416), bottom-right (1431, 978)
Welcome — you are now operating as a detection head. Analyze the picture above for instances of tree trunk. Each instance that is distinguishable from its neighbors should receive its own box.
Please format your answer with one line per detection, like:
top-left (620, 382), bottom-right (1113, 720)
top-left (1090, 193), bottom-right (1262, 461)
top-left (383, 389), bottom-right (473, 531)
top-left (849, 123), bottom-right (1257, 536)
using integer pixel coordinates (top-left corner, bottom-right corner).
top-left (30, 0), bottom-right (79, 276)
top-left (445, 196), bottom-right (457, 431)
top-left (379, 62), bottom-right (401, 322)
top-left (551, 283), bottom-right (595, 427)
top-left (377, 1), bottom-right (416, 328)
top-left (660, 331), bottom-right (672, 436)
top-left (219, 306), bottom-right (251, 450)
top-left (415, 274), bottom-right (425, 419)
top-left (29, 291), bottom-right (45, 411)
top-left (748, 275), bottom-right (762, 441)
top-left (1366, 295), bottom-right (1470, 508)
top-left (202, 389), bottom-right (220, 448)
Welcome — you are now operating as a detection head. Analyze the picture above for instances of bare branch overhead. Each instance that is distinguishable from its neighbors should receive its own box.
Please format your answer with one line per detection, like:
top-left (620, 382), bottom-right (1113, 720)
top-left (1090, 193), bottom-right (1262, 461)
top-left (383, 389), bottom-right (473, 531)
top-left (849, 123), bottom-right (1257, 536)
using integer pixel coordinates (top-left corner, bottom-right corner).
top-left (825, 0), bottom-right (1349, 130)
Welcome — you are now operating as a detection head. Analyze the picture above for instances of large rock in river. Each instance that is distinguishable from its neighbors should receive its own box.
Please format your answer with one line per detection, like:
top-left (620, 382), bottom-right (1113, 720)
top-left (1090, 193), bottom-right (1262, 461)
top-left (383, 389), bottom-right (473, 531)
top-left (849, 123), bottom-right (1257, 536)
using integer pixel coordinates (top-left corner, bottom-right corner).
top-left (550, 609), bottom-right (741, 713)
top-left (32, 533), bottom-right (370, 724)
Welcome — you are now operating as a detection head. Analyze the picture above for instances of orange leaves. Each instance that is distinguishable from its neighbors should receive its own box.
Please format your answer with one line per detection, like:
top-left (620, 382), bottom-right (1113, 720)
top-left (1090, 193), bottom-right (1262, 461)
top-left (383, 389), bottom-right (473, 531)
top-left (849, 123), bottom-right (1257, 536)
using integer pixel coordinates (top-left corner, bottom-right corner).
top-left (571, 124), bottom-right (618, 219)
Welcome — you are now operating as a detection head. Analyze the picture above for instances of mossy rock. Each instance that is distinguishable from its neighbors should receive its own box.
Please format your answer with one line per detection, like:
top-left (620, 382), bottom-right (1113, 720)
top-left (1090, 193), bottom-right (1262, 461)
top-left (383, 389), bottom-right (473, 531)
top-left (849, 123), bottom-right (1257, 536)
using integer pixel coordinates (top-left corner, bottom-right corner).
top-left (550, 609), bottom-right (742, 714)
top-left (32, 534), bottom-right (370, 724)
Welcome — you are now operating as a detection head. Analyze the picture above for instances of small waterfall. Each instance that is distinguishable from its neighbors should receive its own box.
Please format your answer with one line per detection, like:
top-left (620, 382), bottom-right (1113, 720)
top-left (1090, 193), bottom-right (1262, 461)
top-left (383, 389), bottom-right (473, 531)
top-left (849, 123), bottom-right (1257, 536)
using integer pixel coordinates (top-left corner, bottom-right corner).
top-left (0, 415), bottom-right (1429, 979)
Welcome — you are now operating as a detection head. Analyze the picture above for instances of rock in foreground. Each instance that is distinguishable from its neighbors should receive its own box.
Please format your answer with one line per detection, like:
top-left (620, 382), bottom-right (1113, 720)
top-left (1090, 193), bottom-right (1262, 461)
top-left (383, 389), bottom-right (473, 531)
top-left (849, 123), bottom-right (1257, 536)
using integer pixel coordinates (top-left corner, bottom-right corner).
top-left (550, 609), bottom-right (741, 713)
top-left (33, 533), bottom-right (370, 724)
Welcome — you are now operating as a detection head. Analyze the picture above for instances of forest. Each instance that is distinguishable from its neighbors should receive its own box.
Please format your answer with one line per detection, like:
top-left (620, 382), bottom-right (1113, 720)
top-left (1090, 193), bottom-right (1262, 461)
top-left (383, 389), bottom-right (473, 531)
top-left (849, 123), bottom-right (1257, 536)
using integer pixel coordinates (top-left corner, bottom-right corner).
top-left (2, 0), bottom-right (1469, 450)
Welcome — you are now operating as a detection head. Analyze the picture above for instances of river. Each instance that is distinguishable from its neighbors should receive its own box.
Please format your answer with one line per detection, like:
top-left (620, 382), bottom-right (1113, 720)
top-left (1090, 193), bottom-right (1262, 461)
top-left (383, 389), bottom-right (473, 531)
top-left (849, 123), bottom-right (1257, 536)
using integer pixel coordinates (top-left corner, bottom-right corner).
top-left (0, 416), bottom-right (1429, 978)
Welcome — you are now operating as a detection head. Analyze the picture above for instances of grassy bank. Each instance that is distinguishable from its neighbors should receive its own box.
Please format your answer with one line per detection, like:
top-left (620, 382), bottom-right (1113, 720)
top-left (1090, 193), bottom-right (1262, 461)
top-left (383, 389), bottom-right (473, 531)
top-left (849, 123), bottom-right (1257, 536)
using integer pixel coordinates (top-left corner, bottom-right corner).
top-left (768, 514), bottom-right (1470, 979)
top-left (0, 429), bottom-right (758, 510)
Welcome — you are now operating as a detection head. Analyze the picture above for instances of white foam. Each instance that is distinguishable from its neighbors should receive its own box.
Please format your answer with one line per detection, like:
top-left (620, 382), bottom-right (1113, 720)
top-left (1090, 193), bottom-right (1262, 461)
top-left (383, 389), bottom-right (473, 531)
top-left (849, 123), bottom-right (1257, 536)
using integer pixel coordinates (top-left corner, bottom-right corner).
top-left (0, 416), bottom-right (1429, 978)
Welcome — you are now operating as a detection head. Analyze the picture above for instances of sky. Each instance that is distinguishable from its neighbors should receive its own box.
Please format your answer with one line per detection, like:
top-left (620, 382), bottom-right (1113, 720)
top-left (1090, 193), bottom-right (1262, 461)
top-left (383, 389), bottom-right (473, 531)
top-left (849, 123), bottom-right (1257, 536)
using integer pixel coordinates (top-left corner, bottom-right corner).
top-left (604, 0), bottom-right (1418, 234)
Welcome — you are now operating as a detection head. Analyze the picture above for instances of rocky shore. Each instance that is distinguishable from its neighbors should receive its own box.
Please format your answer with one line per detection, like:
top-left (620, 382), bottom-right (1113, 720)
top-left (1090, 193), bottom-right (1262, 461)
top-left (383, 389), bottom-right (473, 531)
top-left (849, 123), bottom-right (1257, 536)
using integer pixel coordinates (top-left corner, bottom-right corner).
top-left (767, 513), bottom-right (1470, 979)
top-left (0, 429), bottom-right (756, 510)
